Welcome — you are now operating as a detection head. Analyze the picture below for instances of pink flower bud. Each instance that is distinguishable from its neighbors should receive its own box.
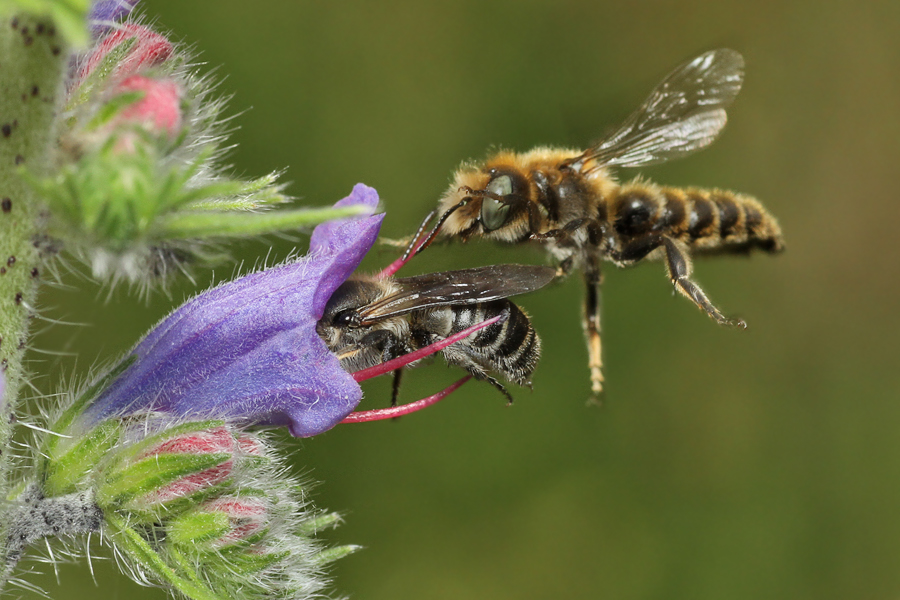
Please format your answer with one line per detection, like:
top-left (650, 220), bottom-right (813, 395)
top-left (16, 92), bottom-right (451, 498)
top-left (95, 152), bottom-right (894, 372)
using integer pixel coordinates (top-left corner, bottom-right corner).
top-left (80, 23), bottom-right (172, 82)
top-left (201, 496), bottom-right (269, 547)
top-left (114, 75), bottom-right (182, 138)
top-left (138, 426), bottom-right (236, 505)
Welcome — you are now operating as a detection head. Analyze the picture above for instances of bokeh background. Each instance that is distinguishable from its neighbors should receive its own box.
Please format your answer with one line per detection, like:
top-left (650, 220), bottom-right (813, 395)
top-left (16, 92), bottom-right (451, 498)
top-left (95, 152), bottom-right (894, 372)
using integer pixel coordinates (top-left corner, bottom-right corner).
top-left (20, 0), bottom-right (900, 599)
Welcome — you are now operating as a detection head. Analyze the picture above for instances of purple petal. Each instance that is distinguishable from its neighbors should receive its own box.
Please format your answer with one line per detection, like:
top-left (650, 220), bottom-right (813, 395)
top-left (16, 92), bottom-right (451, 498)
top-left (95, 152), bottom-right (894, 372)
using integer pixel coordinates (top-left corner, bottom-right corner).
top-left (82, 184), bottom-right (384, 437)
top-left (88, 0), bottom-right (140, 36)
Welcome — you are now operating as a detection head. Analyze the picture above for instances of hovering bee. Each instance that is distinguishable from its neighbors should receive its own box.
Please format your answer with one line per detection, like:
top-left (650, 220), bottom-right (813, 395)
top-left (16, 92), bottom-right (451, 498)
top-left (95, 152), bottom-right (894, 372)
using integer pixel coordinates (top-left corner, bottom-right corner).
top-left (396, 49), bottom-right (784, 395)
top-left (316, 264), bottom-right (555, 404)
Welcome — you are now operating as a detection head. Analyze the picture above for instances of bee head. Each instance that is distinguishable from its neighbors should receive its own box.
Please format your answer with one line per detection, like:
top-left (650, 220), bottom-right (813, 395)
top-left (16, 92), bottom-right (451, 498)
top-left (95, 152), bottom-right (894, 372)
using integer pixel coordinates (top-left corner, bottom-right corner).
top-left (318, 279), bottom-right (383, 331)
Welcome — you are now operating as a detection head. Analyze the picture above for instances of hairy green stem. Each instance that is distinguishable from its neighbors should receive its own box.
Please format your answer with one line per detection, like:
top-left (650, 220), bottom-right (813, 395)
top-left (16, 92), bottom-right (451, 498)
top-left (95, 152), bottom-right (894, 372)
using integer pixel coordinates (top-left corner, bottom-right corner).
top-left (0, 9), bottom-right (67, 579)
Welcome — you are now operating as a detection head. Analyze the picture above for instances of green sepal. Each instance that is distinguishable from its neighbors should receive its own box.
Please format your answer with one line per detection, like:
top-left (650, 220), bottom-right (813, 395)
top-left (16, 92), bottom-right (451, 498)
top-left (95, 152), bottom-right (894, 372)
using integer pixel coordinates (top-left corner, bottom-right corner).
top-left (66, 37), bottom-right (139, 111)
top-left (168, 511), bottom-right (231, 546)
top-left (96, 418), bottom-right (229, 509)
top-left (161, 204), bottom-right (371, 239)
top-left (0, 0), bottom-right (91, 47)
top-left (40, 356), bottom-right (136, 464)
top-left (105, 513), bottom-right (224, 600)
top-left (186, 172), bottom-right (286, 211)
top-left (105, 419), bottom-right (226, 467)
top-left (85, 89), bottom-right (144, 130)
top-left (213, 547), bottom-right (288, 575)
top-left (313, 544), bottom-right (362, 566)
top-left (295, 511), bottom-right (343, 536)
top-left (42, 419), bottom-right (121, 496)
top-left (98, 451), bottom-right (232, 509)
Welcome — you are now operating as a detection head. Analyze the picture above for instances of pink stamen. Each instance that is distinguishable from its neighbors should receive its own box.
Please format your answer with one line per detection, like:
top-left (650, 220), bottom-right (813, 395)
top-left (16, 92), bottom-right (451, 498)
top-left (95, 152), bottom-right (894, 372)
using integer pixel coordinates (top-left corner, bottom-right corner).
top-left (341, 376), bottom-right (471, 423)
top-left (378, 251), bottom-right (415, 279)
top-left (378, 234), bottom-right (428, 278)
top-left (351, 313), bottom-right (504, 382)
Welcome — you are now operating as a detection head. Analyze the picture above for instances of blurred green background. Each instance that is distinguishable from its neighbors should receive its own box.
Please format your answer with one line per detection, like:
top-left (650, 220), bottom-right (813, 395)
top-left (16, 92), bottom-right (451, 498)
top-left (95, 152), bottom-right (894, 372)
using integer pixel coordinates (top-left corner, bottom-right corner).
top-left (20, 0), bottom-right (900, 599)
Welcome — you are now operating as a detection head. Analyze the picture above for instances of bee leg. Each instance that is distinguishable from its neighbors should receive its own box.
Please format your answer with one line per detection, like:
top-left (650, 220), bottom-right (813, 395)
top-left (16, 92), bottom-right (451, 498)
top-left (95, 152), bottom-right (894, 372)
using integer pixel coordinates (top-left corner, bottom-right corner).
top-left (661, 237), bottom-right (747, 328)
top-left (390, 368), bottom-right (404, 408)
top-left (583, 252), bottom-right (604, 397)
top-left (557, 256), bottom-right (575, 278)
top-left (530, 217), bottom-right (592, 242)
top-left (458, 361), bottom-right (516, 405)
top-left (481, 374), bottom-right (515, 406)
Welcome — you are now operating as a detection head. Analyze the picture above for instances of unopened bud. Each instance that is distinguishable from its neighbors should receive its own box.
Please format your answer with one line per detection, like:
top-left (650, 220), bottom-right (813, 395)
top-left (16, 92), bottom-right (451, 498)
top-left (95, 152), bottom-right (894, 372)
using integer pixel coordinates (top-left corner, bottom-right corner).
top-left (170, 495), bottom-right (269, 551)
top-left (80, 24), bottom-right (172, 82)
top-left (113, 75), bottom-right (182, 139)
top-left (96, 423), bottom-right (236, 516)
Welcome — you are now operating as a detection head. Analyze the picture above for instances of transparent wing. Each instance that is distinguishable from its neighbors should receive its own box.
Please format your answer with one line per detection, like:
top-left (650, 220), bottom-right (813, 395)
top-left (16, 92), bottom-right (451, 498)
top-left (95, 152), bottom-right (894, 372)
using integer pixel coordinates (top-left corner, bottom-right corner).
top-left (358, 265), bottom-right (555, 324)
top-left (578, 49), bottom-right (744, 171)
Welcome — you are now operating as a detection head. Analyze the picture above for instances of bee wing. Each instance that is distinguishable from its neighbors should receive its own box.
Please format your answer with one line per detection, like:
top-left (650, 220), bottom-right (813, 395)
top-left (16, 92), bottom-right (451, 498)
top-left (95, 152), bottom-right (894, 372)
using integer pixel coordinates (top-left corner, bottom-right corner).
top-left (357, 265), bottom-right (555, 324)
top-left (579, 49), bottom-right (744, 171)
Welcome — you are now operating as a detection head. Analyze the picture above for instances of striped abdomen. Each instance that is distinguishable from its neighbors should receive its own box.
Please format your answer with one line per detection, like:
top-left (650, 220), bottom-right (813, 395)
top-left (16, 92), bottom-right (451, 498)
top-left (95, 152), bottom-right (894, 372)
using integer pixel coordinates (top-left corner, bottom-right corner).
top-left (448, 300), bottom-right (541, 386)
top-left (608, 183), bottom-right (784, 255)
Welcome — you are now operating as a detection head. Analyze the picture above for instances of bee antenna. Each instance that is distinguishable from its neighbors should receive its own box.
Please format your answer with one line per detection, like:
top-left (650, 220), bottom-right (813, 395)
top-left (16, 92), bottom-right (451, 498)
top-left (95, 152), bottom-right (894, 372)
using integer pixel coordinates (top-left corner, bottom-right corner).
top-left (413, 199), bottom-right (469, 256)
top-left (350, 312), bottom-right (503, 382)
top-left (378, 209), bottom-right (437, 278)
top-left (378, 199), bottom-right (471, 278)
top-left (340, 376), bottom-right (472, 423)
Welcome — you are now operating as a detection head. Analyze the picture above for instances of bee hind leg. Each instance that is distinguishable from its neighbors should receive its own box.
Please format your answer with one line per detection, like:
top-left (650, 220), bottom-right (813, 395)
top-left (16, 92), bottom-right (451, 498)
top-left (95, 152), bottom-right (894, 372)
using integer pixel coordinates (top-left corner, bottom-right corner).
top-left (462, 365), bottom-right (515, 405)
top-left (661, 237), bottom-right (747, 328)
top-left (484, 375), bottom-right (515, 406)
top-left (583, 253), bottom-right (604, 398)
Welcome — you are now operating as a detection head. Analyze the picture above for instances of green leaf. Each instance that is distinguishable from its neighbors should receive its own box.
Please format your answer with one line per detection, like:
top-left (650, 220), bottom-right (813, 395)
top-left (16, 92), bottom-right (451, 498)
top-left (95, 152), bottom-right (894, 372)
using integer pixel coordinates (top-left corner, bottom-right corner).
top-left (161, 204), bottom-right (372, 239)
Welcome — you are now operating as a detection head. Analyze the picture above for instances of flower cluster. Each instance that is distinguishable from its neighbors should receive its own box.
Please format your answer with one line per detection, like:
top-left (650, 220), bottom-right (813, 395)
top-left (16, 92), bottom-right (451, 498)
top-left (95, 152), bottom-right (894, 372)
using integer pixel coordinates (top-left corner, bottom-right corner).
top-left (20, 5), bottom-right (367, 288)
top-left (14, 184), bottom-right (377, 599)
top-left (35, 415), bottom-right (353, 600)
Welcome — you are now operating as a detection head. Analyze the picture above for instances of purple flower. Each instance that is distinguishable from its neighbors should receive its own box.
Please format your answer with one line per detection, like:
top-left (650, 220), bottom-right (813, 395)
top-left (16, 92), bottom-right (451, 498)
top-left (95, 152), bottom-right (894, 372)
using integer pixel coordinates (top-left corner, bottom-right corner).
top-left (88, 0), bottom-right (140, 35)
top-left (81, 184), bottom-right (383, 437)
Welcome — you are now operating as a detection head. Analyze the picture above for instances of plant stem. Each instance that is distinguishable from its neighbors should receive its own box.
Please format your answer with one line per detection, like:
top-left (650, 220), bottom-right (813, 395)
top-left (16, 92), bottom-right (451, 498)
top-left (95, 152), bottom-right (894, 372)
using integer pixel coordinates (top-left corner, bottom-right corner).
top-left (0, 8), bottom-right (67, 579)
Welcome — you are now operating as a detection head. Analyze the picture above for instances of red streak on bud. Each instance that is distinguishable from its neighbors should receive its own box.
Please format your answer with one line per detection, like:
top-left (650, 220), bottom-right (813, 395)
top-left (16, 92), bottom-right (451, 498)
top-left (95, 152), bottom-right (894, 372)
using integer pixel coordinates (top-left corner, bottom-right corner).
top-left (236, 435), bottom-right (266, 456)
top-left (203, 497), bottom-right (269, 546)
top-left (140, 426), bottom-right (236, 504)
top-left (80, 24), bottom-right (173, 82)
top-left (114, 76), bottom-right (182, 137)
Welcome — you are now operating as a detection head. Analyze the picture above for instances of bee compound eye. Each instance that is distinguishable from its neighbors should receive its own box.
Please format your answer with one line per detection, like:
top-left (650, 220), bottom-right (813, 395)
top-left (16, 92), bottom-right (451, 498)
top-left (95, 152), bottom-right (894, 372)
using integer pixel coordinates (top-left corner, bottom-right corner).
top-left (480, 197), bottom-right (511, 231)
top-left (485, 174), bottom-right (513, 197)
top-left (334, 310), bottom-right (357, 327)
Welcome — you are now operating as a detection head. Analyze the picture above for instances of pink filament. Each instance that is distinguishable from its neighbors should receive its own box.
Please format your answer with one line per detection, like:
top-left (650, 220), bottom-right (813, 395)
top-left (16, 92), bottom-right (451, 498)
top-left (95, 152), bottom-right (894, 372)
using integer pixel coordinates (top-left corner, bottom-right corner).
top-left (351, 313), bottom-right (504, 382)
top-left (340, 376), bottom-right (471, 423)
top-left (378, 235), bottom-right (427, 278)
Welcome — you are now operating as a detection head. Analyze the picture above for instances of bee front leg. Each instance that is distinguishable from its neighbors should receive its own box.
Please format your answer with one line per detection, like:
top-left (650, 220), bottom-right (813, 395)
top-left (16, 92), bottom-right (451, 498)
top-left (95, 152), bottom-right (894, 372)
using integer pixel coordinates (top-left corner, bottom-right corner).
top-left (583, 252), bottom-right (604, 398)
top-left (661, 237), bottom-right (747, 328)
top-left (530, 217), bottom-right (593, 242)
